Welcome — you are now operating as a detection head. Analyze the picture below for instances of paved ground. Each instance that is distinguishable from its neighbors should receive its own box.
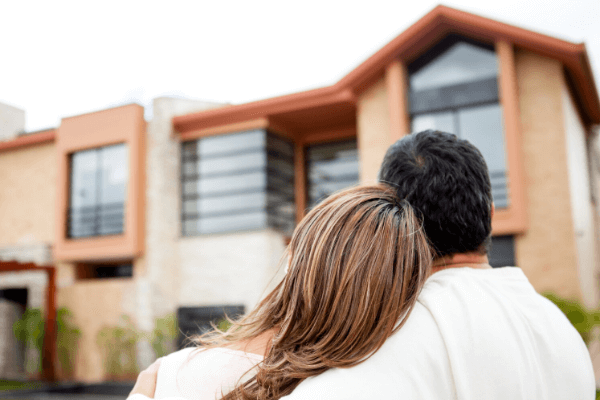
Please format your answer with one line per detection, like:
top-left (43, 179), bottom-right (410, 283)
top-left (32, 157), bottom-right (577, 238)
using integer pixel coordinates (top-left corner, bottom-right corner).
top-left (0, 395), bottom-right (124, 400)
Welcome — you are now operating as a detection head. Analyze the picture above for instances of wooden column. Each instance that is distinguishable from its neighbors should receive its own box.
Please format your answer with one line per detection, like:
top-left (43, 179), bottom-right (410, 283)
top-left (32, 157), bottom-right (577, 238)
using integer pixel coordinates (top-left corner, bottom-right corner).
top-left (42, 267), bottom-right (57, 381)
top-left (294, 142), bottom-right (307, 223)
top-left (385, 59), bottom-right (411, 142)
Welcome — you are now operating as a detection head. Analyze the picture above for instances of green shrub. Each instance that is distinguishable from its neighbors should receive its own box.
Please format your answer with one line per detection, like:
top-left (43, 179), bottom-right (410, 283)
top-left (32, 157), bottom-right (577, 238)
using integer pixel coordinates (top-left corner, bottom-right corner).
top-left (150, 314), bottom-right (177, 358)
top-left (97, 315), bottom-right (140, 381)
top-left (56, 307), bottom-right (81, 378)
top-left (543, 293), bottom-right (600, 345)
top-left (12, 308), bottom-right (44, 375)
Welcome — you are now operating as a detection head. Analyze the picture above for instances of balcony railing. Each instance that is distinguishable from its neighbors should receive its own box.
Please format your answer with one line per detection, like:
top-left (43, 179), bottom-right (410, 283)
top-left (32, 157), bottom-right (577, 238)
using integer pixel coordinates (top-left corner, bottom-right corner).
top-left (67, 203), bottom-right (125, 238)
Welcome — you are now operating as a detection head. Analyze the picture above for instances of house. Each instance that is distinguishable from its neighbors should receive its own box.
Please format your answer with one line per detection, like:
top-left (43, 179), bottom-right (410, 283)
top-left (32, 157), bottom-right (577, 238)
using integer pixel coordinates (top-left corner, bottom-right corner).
top-left (0, 5), bottom-right (598, 382)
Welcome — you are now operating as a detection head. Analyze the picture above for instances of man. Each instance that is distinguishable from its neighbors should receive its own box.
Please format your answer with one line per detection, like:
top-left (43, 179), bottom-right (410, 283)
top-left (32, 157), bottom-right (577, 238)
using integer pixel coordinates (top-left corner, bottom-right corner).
top-left (281, 130), bottom-right (595, 399)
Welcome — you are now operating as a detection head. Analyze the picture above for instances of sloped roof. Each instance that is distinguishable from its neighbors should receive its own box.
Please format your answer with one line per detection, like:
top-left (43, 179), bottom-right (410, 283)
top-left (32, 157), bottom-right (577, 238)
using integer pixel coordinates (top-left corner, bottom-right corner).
top-left (173, 5), bottom-right (600, 133)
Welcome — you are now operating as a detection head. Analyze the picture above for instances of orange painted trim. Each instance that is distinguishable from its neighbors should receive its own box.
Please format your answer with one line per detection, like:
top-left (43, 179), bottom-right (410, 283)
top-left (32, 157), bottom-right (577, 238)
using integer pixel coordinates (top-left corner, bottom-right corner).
top-left (385, 60), bottom-right (411, 141)
top-left (299, 126), bottom-right (356, 146)
top-left (266, 117), bottom-right (297, 140)
top-left (172, 5), bottom-right (598, 139)
top-left (294, 143), bottom-right (307, 223)
top-left (0, 129), bottom-right (56, 153)
top-left (339, 5), bottom-right (599, 123)
top-left (54, 104), bottom-right (146, 262)
top-left (179, 118), bottom-right (270, 141)
top-left (492, 40), bottom-right (528, 235)
top-left (173, 87), bottom-right (356, 133)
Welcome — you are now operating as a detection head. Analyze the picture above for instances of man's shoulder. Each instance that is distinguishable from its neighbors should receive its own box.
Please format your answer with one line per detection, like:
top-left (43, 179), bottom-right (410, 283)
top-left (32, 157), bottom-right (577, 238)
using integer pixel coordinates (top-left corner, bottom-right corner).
top-left (281, 302), bottom-right (454, 400)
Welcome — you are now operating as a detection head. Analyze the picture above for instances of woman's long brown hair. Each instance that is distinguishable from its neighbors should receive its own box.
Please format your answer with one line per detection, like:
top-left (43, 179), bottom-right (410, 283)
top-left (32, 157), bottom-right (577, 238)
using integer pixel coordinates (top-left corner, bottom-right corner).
top-left (193, 185), bottom-right (433, 399)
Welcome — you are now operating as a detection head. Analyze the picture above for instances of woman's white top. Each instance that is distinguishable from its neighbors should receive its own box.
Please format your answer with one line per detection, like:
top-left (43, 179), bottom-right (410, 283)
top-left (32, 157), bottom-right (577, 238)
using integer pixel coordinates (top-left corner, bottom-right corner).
top-left (153, 347), bottom-right (263, 400)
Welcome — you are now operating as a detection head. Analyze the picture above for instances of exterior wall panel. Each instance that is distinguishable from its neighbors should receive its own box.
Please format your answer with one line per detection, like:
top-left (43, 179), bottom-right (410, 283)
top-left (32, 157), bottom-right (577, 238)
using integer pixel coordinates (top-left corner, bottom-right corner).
top-left (0, 143), bottom-right (56, 247)
top-left (356, 77), bottom-right (392, 184)
top-left (562, 82), bottom-right (598, 308)
top-left (514, 49), bottom-right (581, 299)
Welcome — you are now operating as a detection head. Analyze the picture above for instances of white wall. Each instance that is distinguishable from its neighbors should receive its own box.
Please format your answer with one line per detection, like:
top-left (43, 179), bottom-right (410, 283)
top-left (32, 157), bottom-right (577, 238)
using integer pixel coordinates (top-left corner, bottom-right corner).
top-left (0, 102), bottom-right (25, 141)
top-left (177, 229), bottom-right (287, 310)
top-left (562, 84), bottom-right (598, 308)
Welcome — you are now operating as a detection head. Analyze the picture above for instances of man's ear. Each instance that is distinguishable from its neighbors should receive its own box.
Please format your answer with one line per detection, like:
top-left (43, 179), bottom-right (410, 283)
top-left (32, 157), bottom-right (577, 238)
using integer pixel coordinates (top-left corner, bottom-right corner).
top-left (491, 203), bottom-right (495, 219)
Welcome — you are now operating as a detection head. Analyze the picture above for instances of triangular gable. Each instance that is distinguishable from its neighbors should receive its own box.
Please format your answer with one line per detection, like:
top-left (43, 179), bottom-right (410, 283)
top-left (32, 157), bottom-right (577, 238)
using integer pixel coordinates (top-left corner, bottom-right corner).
top-left (173, 5), bottom-right (600, 133)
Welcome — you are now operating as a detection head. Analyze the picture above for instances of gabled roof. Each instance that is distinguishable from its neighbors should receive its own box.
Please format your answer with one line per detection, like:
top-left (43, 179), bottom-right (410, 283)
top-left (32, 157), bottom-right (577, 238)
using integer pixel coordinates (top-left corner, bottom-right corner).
top-left (173, 5), bottom-right (600, 133)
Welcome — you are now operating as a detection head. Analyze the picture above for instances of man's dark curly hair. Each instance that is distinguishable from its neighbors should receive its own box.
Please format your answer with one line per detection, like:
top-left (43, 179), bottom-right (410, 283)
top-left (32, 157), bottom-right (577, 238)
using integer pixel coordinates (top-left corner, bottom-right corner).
top-left (378, 130), bottom-right (493, 258)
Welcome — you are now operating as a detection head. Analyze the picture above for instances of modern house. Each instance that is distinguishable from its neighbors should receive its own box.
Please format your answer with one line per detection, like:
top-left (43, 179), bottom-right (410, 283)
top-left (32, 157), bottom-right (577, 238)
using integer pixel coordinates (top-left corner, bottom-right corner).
top-left (0, 5), bottom-right (599, 383)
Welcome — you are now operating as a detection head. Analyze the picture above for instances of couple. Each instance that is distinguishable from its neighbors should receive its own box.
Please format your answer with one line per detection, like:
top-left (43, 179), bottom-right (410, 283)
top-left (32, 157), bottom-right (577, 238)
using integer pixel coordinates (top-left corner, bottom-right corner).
top-left (129, 130), bottom-right (594, 399)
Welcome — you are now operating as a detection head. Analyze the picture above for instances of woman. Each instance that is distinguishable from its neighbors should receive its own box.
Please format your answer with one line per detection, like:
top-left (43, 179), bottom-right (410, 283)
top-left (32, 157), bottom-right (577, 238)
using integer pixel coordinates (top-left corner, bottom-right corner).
top-left (129, 185), bottom-right (432, 400)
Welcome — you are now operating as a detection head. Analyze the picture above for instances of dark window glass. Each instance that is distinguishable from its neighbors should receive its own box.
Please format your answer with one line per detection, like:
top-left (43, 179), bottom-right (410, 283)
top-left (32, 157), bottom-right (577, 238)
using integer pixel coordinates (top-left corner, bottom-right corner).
top-left (489, 236), bottom-right (515, 268)
top-left (77, 263), bottom-right (133, 279)
top-left (182, 130), bottom-right (294, 236)
top-left (409, 37), bottom-right (509, 208)
top-left (177, 305), bottom-right (245, 349)
top-left (306, 140), bottom-right (359, 209)
top-left (68, 144), bottom-right (127, 238)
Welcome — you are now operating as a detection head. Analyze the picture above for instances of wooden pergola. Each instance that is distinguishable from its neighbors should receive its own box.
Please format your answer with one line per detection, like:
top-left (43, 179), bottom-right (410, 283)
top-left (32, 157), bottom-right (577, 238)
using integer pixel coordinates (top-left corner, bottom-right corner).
top-left (0, 261), bottom-right (56, 381)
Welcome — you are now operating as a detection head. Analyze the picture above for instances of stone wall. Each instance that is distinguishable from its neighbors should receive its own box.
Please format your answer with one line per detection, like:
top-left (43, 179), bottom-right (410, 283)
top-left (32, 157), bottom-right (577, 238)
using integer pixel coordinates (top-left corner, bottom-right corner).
top-left (0, 300), bottom-right (25, 379)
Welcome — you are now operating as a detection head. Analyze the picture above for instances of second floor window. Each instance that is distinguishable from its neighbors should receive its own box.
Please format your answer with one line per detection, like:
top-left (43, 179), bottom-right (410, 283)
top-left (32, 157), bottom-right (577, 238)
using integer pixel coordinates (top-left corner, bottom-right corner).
top-left (68, 144), bottom-right (128, 238)
top-left (306, 140), bottom-right (359, 209)
top-left (181, 130), bottom-right (295, 236)
top-left (409, 36), bottom-right (510, 209)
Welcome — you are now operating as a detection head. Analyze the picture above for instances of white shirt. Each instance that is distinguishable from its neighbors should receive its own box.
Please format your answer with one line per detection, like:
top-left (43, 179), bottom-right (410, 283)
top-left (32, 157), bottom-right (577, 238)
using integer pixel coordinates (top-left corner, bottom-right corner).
top-left (282, 267), bottom-right (595, 399)
top-left (148, 347), bottom-right (262, 400)
top-left (129, 267), bottom-right (595, 400)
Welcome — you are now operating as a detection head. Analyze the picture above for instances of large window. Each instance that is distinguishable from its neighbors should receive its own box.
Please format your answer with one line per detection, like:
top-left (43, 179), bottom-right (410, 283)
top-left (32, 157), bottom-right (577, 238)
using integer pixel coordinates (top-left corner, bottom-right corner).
top-left (68, 144), bottom-right (128, 238)
top-left (181, 130), bottom-right (295, 236)
top-left (409, 37), bottom-right (509, 208)
top-left (306, 140), bottom-right (359, 209)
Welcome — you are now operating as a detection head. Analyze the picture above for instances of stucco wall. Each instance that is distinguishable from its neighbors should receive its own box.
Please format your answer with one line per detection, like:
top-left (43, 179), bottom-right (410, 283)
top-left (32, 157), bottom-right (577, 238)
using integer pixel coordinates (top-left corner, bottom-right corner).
top-left (562, 83), bottom-right (598, 308)
top-left (0, 143), bottom-right (56, 248)
top-left (356, 77), bottom-right (392, 184)
top-left (514, 50), bottom-right (581, 299)
top-left (177, 230), bottom-right (287, 310)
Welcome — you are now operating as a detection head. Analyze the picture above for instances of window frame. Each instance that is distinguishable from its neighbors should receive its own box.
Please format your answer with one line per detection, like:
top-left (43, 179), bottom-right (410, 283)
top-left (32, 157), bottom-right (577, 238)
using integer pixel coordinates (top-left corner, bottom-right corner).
top-left (67, 143), bottom-right (128, 239)
top-left (54, 104), bottom-right (145, 262)
top-left (180, 129), bottom-right (296, 237)
top-left (392, 36), bottom-right (527, 235)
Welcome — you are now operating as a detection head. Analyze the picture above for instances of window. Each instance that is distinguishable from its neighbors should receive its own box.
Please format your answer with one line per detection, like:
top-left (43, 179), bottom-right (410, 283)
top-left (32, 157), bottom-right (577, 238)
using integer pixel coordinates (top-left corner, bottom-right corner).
top-left (76, 263), bottom-right (133, 280)
top-left (306, 140), bottom-right (359, 209)
top-left (409, 37), bottom-right (509, 208)
top-left (176, 305), bottom-right (245, 348)
top-left (68, 144), bottom-right (128, 238)
top-left (181, 130), bottom-right (295, 236)
top-left (488, 236), bottom-right (515, 268)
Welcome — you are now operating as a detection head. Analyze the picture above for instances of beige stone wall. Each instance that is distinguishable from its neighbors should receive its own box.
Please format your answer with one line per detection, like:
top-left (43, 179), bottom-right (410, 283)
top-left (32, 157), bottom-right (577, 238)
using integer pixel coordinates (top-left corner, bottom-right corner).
top-left (177, 230), bottom-right (287, 310)
top-left (514, 50), bottom-right (581, 300)
top-left (57, 277), bottom-right (137, 382)
top-left (0, 143), bottom-right (56, 247)
top-left (356, 77), bottom-right (392, 184)
top-left (562, 83), bottom-right (598, 308)
top-left (0, 300), bottom-right (25, 379)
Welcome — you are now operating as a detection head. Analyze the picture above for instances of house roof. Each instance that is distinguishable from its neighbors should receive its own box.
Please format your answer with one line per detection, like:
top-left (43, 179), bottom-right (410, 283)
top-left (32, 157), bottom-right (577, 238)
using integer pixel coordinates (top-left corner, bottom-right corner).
top-left (0, 129), bottom-right (56, 153)
top-left (173, 5), bottom-right (600, 134)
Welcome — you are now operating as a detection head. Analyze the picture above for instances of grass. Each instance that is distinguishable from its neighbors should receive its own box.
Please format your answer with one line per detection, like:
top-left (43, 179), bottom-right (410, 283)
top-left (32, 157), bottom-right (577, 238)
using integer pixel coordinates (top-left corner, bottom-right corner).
top-left (0, 380), bottom-right (43, 392)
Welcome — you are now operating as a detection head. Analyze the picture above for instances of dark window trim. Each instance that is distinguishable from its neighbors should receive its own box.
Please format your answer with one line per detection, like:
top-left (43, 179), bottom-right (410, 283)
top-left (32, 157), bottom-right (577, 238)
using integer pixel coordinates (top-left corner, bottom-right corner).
top-left (181, 130), bottom-right (295, 237)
